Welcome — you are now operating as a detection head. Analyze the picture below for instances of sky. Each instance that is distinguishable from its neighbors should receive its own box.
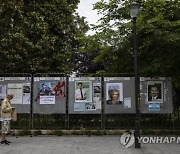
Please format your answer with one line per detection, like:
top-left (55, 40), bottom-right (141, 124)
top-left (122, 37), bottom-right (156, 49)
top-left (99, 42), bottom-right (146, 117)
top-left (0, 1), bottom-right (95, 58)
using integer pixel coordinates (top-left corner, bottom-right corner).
top-left (76, 0), bottom-right (102, 35)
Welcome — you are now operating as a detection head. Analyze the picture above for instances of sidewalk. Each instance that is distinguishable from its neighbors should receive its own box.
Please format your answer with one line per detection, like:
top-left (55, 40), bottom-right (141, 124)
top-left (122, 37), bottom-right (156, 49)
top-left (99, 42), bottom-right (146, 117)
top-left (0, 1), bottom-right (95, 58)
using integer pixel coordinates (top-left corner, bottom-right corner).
top-left (0, 136), bottom-right (180, 154)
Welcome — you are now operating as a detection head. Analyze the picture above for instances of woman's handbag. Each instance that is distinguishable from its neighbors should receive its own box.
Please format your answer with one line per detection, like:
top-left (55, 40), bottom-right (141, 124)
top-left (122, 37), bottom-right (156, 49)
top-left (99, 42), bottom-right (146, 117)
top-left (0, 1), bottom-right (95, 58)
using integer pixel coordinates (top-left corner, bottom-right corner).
top-left (11, 109), bottom-right (17, 121)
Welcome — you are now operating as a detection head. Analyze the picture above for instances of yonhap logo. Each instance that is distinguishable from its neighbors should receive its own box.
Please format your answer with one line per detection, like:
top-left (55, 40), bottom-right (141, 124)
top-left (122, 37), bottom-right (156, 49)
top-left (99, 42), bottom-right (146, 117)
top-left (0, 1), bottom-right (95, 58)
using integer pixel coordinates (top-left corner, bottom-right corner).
top-left (120, 131), bottom-right (135, 148)
top-left (120, 133), bottom-right (180, 148)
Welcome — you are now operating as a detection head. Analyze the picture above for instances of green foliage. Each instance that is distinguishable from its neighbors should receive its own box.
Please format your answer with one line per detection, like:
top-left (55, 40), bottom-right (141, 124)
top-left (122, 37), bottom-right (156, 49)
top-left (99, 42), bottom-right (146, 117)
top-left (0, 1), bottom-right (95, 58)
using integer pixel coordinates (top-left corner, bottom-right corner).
top-left (0, 0), bottom-right (88, 73)
top-left (76, 35), bottom-right (105, 73)
top-left (141, 129), bottom-right (180, 135)
top-left (17, 129), bottom-right (31, 136)
top-left (32, 130), bottom-right (42, 136)
top-left (52, 130), bottom-right (63, 136)
top-left (84, 0), bottom-right (180, 89)
top-left (137, 0), bottom-right (180, 89)
top-left (33, 114), bottom-right (65, 130)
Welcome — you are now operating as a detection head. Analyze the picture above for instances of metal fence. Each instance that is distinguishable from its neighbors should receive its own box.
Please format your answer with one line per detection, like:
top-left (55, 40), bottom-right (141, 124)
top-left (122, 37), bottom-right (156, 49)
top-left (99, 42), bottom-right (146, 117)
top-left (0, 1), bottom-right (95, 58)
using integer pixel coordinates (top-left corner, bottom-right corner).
top-left (0, 73), bottom-right (179, 131)
top-left (12, 113), bottom-right (180, 130)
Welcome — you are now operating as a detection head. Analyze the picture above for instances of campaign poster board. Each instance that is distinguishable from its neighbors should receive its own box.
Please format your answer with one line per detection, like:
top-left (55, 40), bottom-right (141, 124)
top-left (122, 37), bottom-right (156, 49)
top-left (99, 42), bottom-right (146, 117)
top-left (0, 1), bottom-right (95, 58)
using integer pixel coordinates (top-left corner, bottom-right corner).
top-left (33, 77), bottom-right (66, 114)
top-left (140, 77), bottom-right (173, 114)
top-left (104, 77), bottom-right (135, 114)
top-left (0, 76), bottom-right (31, 113)
top-left (68, 77), bottom-right (101, 114)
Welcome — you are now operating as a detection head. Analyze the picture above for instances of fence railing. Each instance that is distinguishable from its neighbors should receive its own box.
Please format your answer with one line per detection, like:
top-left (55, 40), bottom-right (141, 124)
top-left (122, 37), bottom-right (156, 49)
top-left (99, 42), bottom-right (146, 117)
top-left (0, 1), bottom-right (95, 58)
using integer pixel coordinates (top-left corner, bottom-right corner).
top-left (11, 112), bottom-right (180, 130)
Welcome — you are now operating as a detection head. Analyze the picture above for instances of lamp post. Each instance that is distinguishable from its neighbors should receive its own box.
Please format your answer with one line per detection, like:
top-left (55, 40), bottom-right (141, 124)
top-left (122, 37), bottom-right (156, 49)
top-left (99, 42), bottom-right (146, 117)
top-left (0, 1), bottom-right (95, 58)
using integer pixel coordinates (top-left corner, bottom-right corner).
top-left (129, 2), bottom-right (141, 148)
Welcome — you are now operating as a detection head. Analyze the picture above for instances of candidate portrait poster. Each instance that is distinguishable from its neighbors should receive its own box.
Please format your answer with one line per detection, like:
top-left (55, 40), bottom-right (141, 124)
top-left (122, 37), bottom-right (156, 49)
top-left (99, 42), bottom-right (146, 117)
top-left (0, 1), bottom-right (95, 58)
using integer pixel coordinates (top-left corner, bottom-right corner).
top-left (75, 81), bottom-right (92, 102)
top-left (39, 82), bottom-right (55, 104)
top-left (106, 83), bottom-right (123, 104)
top-left (147, 81), bottom-right (163, 103)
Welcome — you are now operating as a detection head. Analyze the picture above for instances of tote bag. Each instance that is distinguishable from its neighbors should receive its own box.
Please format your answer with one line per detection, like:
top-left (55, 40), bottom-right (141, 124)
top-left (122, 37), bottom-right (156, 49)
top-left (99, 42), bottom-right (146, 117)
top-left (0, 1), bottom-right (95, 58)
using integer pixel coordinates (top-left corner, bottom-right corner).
top-left (11, 109), bottom-right (17, 121)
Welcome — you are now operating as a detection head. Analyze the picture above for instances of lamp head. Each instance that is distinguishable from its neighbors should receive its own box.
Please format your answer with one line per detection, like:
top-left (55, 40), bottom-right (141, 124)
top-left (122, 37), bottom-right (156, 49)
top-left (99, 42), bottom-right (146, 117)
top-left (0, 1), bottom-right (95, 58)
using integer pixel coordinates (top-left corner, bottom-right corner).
top-left (129, 2), bottom-right (140, 18)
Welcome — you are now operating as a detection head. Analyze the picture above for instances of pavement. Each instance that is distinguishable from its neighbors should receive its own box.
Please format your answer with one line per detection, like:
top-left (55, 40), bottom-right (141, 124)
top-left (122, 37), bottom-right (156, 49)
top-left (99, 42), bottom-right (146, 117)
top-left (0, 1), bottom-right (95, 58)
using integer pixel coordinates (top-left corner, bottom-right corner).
top-left (0, 136), bottom-right (180, 154)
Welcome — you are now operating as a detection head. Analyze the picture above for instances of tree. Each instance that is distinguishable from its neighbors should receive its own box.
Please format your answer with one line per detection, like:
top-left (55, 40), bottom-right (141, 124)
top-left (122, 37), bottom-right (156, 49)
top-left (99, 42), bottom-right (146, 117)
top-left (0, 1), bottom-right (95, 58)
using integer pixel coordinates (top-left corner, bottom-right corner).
top-left (89, 0), bottom-right (180, 88)
top-left (137, 0), bottom-right (180, 88)
top-left (0, 0), bottom-right (89, 73)
top-left (76, 35), bottom-right (105, 74)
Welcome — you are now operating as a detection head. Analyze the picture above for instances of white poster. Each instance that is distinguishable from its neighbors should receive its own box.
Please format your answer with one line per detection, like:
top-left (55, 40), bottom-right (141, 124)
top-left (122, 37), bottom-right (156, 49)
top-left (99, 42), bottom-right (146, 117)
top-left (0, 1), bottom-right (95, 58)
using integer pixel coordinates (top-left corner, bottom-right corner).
top-left (40, 96), bottom-right (55, 104)
top-left (93, 83), bottom-right (101, 110)
top-left (23, 93), bottom-right (30, 104)
top-left (8, 83), bottom-right (23, 104)
top-left (96, 101), bottom-right (101, 109)
top-left (0, 85), bottom-right (6, 100)
top-left (85, 102), bottom-right (96, 111)
top-left (124, 97), bottom-right (131, 108)
top-left (23, 83), bottom-right (31, 104)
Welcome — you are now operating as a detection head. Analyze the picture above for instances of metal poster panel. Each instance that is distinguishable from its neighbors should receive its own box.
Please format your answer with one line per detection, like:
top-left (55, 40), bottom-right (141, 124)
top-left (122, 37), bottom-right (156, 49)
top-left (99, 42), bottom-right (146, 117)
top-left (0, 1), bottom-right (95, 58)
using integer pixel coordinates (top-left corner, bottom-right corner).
top-left (140, 77), bottom-right (173, 114)
top-left (33, 77), bottom-right (66, 114)
top-left (68, 77), bottom-right (101, 114)
top-left (104, 77), bottom-right (135, 114)
top-left (0, 76), bottom-right (31, 113)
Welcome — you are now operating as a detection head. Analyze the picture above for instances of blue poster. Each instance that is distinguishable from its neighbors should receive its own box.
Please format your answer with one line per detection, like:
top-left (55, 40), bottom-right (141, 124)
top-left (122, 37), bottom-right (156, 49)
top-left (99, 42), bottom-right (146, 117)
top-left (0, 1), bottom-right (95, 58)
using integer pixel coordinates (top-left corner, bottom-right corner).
top-left (74, 102), bottom-right (85, 111)
top-left (148, 102), bottom-right (160, 111)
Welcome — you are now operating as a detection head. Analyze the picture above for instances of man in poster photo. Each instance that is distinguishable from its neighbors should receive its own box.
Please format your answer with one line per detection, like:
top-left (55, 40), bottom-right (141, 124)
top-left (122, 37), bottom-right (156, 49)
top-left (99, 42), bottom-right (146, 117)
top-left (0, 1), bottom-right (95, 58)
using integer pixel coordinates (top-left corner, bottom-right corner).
top-left (106, 89), bottom-right (122, 105)
top-left (148, 85), bottom-right (161, 101)
top-left (39, 83), bottom-right (50, 96)
top-left (75, 82), bottom-right (87, 100)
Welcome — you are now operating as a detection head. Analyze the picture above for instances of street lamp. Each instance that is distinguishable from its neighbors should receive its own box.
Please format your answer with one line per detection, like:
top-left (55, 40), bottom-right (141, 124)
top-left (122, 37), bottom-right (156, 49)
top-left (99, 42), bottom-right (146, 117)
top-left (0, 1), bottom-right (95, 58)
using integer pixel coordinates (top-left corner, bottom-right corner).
top-left (129, 2), bottom-right (141, 148)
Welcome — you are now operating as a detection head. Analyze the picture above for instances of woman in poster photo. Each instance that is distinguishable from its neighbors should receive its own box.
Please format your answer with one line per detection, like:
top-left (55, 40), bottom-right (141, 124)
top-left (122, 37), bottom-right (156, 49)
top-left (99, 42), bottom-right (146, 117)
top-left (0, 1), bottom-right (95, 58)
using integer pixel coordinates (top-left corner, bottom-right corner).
top-left (106, 89), bottom-right (122, 105)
